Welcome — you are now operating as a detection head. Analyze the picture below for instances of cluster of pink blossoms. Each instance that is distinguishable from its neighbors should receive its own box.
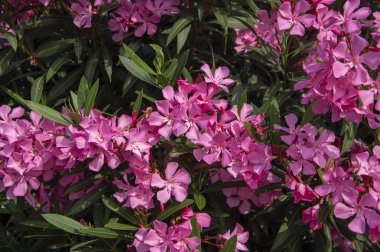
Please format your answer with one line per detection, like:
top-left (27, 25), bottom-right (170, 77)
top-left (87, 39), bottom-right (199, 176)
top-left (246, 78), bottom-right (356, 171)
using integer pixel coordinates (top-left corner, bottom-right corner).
top-left (0, 64), bottom-right (259, 250)
top-left (235, 0), bottom-right (380, 128)
top-left (275, 113), bottom-right (380, 243)
top-left (71, 0), bottom-right (180, 40)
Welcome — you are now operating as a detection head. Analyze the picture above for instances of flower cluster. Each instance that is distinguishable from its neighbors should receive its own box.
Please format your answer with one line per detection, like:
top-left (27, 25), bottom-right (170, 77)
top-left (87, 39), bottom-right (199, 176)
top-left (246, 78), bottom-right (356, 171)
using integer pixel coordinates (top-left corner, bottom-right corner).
top-left (0, 64), bottom-right (259, 250)
top-left (71, 0), bottom-right (180, 40)
top-left (235, 0), bottom-right (380, 128)
top-left (275, 113), bottom-right (380, 242)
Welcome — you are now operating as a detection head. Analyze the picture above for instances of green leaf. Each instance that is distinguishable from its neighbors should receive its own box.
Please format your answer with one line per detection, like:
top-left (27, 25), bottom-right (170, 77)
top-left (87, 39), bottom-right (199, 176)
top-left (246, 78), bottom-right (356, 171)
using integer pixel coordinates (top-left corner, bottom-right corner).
top-left (84, 80), bottom-right (99, 116)
top-left (220, 235), bottom-right (237, 252)
top-left (66, 186), bottom-right (106, 216)
top-left (194, 193), bottom-right (206, 210)
top-left (254, 182), bottom-right (284, 195)
top-left (0, 50), bottom-right (15, 76)
top-left (122, 44), bottom-right (156, 75)
top-left (42, 214), bottom-right (86, 234)
top-left (69, 240), bottom-right (97, 251)
top-left (119, 56), bottom-right (156, 86)
top-left (63, 174), bottom-right (103, 197)
top-left (214, 8), bottom-right (228, 32)
top-left (0, 86), bottom-right (27, 106)
top-left (36, 39), bottom-right (75, 58)
top-left (314, 225), bottom-right (332, 252)
top-left (46, 53), bottom-right (70, 82)
top-left (269, 99), bottom-right (281, 125)
top-left (341, 122), bottom-right (357, 154)
top-left (84, 51), bottom-right (100, 84)
top-left (79, 227), bottom-right (122, 239)
top-left (353, 239), bottom-right (364, 252)
top-left (270, 219), bottom-right (307, 252)
top-left (31, 76), bottom-right (45, 103)
top-left (102, 45), bottom-right (112, 82)
top-left (133, 89), bottom-right (143, 114)
top-left (244, 0), bottom-right (259, 14)
top-left (177, 25), bottom-right (191, 54)
top-left (104, 222), bottom-right (139, 231)
top-left (156, 73), bottom-right (169, 87)
top-left (24, 100), bottom-right (72, 125)
top-left (47, 67), bottom-right (83, 103)
top-left (102, 196), bottom-right (139, 226)
top-left (166, 17), bottom-right (193, 46)
top-left (150, 44), bottom-right (164, 73)
top-left (19, 220), bottom-right (56, 229)
top-left (171, 49), bottom-right (189, 85)
top-left (300, 105), bottom-right (314, 126)
top-left (156, 199), bottom-right (194, 221)
top-left (77, 76), bottom-right (89, 109)
top-left (190, 217), bottom-right (201, 251)
top-left (4, 33), bottom-right (17, 51)
top-left (202, 181), bottom-right (247, 194)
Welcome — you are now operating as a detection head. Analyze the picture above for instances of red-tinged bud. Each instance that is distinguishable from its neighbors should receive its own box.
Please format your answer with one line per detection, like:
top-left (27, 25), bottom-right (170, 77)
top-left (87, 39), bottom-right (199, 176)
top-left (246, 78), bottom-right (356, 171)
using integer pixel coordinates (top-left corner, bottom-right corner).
top-left (132, 112), bottom-right (137, 123)
top-left (331, 28), bottom-right (341, 36)
top-left (160, 202), bottom-right (165, 212)
top-left (369, 46), bottom-right (380, 52)
top-left (295, 175), bottom-right (303, 183)
top-left (355, 185), bottom-right (366, 192)
top-left (138, 224), bottom-right (144, 228)
top-left (195, 74), bottom-right (201, 83)
top-left (30, 54), bottom-right (37, 66)
top-left (39, 184), bottom-right (44, 202)
top-left (346, 166), bottom-right (356, 173)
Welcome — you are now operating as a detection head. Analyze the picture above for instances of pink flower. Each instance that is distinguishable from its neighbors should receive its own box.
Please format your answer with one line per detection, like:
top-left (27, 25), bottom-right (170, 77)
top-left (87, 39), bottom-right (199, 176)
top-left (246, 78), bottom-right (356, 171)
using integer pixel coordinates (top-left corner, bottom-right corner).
top-left (341, 0), bottom-right (371, 34)
top-left (222, 224), bottom-right (249, 251)
top-left (333, 35), bottom-right (380, 85)
top-left (277, 0), bottom-right (315, 36)
top-left (334, 190), bottom-right (380, 234)
top-left (201, 64), bottom-right (235, 93)
top-left (151, 162), bottom-right (191, 204)
top-left (71, 0), bottom-right (93, 28)
top-left (302, 205), bottom-right (322, 230)
top-left (132, 5), bottom-right (160, 37)
top-left (234, 29), bottom-right (258, 53)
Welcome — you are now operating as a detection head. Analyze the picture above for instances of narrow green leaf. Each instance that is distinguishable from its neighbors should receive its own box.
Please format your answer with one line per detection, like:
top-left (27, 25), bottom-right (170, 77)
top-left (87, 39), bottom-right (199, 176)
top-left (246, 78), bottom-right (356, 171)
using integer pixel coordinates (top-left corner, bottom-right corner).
top-left (244, 0), bottom-right (259, 14)
top-left (202, 181), bottom-right (247, 194)
top-left (194, 193), bottom-right (206, 210)
top-left (150, 44), bottom-right (164, 72)
top-left (84, 80), bottom-right (99, 116)
top-left (102, 46), bottom-right (112, 81)
top-left (63, 174), bottom-right (102, 197)
top-left (133, 89), bottom-right (143, 114)
top-left (254, 182), bottom-right (284, 195)
top-left (66, 186), bottom-right (106, 216)
top-left (269, 99), bottom-right (281, 125)
top-left (0, 50), bottom-right (15, 76)
top-left (341, 123), bottom-right (357, 154)
top-left (31, 76), bottom-right (45, 103)
top-left (0, 86), bottom-right (27, 106)
top-left (300, 105), bottom-right (314, 126)
top-left (47, 67), bottom-right (83, 103)
top-left (42, 214), bottom-right (86, 234)
top-left (102, 196), bottom-right (139, 225)
top-left (214, 8), bottom-right (228, 32)
top-left (122, 44), bottom-right (156, 75)
top-left (171, 49), bottom-right (189, 85)
top-left (177, 25), bottom-right (191, 54)
top-left (156, 199), bottom-right (194, 221)
top-left (46, 53), bottom-right (70, 82)
top-left (69, 240), bottom-right (97, 251)
top-left (84, 51), bottom-right (99, 84)
top-left (190, 217), bottom-right (201, 251)
top-left (220, 235), bottom-right (237, 252)
top-left (36, 39), bottom-right (75, 58)
top-left (20, 220), bottom-right (56, 229)
top-left (166, 17), bottom-right (193, 46)
top-left (119, 56), bottom-right (156, 85)
top-left (24, 100), bottom-right (72, 125)
top-left (79, 227), bottom-right (122, 239)
top-left (77, 76), bottom-right (89, 109)
top-left (104, 222), bottom-right (139, 231)
top-left (4, 33), bottom-right (17, 51)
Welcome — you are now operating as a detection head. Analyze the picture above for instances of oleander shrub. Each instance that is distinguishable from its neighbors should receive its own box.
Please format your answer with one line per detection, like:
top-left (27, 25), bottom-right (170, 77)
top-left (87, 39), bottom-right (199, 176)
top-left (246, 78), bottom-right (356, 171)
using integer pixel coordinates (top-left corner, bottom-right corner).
top-left (0, 0), bottom-right (380, 251)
